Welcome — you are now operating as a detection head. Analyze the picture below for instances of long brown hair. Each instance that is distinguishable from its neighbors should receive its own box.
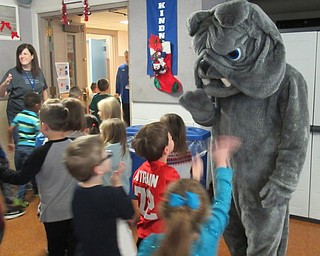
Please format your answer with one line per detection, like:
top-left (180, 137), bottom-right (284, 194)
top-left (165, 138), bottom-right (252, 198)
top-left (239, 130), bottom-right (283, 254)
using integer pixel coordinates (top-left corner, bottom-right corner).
top-left (155, 179), bottom-right (210, 256)
top-left (15, 44), bottom-right (40, 76)
top-left (160, 113), bottom-right (188, 155)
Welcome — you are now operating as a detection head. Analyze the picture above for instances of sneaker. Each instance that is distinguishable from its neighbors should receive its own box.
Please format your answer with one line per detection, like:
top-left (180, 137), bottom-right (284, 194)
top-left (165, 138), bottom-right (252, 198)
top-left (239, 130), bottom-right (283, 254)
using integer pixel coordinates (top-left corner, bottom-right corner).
top-left (13, 198), bottom-right (29, 208)
top-left (4, 206), bottom-right (25, 220)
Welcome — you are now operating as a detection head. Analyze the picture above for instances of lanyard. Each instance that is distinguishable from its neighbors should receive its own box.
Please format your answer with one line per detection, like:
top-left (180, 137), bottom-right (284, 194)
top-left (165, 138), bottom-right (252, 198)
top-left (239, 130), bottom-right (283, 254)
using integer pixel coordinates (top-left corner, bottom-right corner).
top-left (23, 71), bottom-right (36, 91)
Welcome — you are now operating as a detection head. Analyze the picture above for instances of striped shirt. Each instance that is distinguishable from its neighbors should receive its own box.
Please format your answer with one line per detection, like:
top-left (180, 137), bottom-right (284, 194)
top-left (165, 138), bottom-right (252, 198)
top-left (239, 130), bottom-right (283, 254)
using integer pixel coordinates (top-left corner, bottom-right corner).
top-left (11, 109), bottom-right (39, 147)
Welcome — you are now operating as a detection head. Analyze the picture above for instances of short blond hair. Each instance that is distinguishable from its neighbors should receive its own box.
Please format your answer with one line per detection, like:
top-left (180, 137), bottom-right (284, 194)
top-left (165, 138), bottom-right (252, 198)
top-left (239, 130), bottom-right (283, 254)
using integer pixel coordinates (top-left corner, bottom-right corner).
top-left (64, 135), bottom-right (104, 182)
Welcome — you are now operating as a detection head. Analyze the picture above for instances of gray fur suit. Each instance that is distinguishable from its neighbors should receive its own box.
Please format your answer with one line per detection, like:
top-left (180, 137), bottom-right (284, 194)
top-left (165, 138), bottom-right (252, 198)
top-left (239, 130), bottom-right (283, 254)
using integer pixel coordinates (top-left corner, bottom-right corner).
top-left (179, 0), bottom-right (309, 255)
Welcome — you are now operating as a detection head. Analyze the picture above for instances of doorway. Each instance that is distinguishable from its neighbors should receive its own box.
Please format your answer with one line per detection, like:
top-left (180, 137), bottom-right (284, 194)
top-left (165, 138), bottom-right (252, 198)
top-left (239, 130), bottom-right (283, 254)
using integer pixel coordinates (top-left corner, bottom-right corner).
top-left (37, 4), bottom-right (128, 106)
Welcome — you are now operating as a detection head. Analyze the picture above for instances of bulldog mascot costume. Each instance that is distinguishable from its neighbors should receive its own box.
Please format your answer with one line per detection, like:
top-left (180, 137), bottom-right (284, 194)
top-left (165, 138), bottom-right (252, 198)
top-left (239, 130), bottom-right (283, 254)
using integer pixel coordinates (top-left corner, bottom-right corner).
top-left (180, 0), bottom-right (309, 255)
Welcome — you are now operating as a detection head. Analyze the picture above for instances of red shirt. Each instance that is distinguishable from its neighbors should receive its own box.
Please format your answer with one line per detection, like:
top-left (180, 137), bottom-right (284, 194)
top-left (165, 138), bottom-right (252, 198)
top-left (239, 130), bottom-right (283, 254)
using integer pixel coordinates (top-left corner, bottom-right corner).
top-left (132, 160), bottom-right (180, 238)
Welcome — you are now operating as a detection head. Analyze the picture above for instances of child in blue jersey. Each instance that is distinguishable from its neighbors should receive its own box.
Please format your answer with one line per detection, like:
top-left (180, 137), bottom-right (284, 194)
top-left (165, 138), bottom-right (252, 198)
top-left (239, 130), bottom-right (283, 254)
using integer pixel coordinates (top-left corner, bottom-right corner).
top-left (138, 136), bottom-right (241, 256)
top-left (8, 91), bottom-right (41, 205)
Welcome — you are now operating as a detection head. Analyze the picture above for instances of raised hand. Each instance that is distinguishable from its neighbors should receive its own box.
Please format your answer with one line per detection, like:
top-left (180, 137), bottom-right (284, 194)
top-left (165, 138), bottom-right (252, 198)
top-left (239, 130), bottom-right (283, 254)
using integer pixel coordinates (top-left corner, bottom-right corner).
top-left (191, 153), bottom-right (203, 182)
top-left (110, 161), bottom-right (125, 187)
top-left (212, 135), bottom-right (241, 168)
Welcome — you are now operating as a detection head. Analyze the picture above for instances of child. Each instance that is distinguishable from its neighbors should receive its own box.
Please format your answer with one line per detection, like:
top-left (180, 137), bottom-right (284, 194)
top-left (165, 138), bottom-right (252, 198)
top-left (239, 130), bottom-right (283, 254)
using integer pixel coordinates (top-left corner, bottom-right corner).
top-left (89, 78), bottom-right (112, 122)
top-left (137, 136), bottom-right (241, 256)
top-left (0, 203), bottom-right (4, 243)
top-left (100, 118), bottom-right (131, 193)
top-left (68, 86), bottom-right (83, 100)
top-left (8, 91), bottom-right (42, 204)
top-left (63, 135), bottom-right (134, 256)
top-left (84, 114), bottom-right (100, 135)
top-left (131, 122), bottom-right (180, 247)
top-left (160, 113), bottom-right (192, 178)
top-left (100, 118), bottom-right (137, 256)
top-left (97, 96), bottom-right (123, 122)
top-left (87, 82), bottom-right (99, 114)
top-left (0, 143), bottom-right (25, 219)
top-left (35, 98), bottom-right (61, 147)
top-left (0, 103), bottom-right (77, 256)
top-left (62, 97), bottom-right (86, 139)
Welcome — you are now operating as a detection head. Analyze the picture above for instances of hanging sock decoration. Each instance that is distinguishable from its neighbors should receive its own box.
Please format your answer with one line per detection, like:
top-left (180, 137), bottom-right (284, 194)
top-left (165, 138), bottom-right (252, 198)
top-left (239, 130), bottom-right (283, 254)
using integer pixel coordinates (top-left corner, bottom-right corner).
top-left (149, 34), bottom-right (181, 94)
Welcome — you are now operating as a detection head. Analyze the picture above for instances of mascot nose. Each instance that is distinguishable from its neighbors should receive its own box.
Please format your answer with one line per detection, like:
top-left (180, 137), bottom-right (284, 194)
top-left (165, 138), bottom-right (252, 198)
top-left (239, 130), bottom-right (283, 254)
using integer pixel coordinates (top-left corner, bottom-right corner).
top-left (199, 59), bottom-right (210, 74)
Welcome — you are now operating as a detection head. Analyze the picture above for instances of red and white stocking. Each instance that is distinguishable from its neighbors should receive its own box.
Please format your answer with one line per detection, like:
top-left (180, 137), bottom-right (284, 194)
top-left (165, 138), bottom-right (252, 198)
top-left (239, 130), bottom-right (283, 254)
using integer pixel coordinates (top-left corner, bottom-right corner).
top-left (150, 41), bottom-right (182, 94)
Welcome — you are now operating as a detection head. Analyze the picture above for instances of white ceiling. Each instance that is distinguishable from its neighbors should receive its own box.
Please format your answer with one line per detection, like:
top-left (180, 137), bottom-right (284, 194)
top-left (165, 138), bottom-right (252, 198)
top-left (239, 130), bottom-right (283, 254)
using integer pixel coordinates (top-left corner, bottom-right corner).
top-left (72, 8), bottom-right (128, 31)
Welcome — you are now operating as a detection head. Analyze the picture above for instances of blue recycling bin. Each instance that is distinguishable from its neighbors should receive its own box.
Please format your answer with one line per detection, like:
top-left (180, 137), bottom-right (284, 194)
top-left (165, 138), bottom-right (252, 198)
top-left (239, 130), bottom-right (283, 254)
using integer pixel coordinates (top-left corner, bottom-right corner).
top-left (126, 125), bottom-right (211, 196)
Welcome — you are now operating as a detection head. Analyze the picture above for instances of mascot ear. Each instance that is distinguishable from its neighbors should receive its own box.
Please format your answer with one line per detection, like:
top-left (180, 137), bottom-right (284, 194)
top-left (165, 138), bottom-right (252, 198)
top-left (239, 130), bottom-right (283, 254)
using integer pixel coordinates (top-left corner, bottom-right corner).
top-left (187, 10), bottom-right (212, 37)
top-left (214, 0), bottom-right (249, 28)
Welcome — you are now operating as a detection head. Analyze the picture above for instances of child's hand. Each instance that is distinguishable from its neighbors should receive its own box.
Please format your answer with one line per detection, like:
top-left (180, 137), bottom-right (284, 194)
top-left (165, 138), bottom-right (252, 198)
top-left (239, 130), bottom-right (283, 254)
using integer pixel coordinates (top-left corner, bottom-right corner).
top-left (110, 161), bottom-right (125, 187)
top-left (212, 135), bottom-right (241, 168)
top-left (192, 153), bottom-right (203, 182)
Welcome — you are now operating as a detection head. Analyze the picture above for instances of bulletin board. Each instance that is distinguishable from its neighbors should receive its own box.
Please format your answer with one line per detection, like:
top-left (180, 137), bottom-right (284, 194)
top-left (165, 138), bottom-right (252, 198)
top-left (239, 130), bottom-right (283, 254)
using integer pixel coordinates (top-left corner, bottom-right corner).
top-left (0, 4), bottom-right (20, 40)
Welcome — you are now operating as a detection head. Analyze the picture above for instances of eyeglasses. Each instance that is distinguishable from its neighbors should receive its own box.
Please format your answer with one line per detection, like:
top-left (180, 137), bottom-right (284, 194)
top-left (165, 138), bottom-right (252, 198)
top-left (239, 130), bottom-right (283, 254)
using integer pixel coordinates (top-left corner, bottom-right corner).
top-left (100, 150), bottom-right (113, 164)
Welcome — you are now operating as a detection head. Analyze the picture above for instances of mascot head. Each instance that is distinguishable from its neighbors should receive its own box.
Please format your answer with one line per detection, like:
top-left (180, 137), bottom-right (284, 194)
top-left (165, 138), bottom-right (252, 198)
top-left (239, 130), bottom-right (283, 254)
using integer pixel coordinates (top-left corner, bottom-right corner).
top-left (187, 0), bottom-right (286, 99)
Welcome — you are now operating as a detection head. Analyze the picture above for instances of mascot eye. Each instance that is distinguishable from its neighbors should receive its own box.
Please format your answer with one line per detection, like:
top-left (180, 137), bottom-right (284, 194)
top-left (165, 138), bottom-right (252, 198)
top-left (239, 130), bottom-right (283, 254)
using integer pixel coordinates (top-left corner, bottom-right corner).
top-left (227, 48), bottom-right (241, 61)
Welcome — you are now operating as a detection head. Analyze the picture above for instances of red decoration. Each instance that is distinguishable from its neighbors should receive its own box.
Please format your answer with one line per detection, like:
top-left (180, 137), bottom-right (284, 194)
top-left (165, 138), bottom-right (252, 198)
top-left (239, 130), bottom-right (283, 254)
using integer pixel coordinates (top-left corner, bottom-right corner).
top-left (0, 21), bottom-right (11, 32)
top-left (149, 34), bottom-right (163, 52)
top-left (61, 1), bottom-right (69, 25)
top-left (0, 20), bottom-right (19, 40)
top-left (61, 0), bottom-right (90, 24)
top-left (83, 0), bottom-right (90, 22)
top-left (11, 31), bottom-right (19, 39)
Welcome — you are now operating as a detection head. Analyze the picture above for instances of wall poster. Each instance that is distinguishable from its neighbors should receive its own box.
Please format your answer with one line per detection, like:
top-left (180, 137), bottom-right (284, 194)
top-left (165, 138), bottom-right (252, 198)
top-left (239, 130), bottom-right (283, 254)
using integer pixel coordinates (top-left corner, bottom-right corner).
top-left (0, 4), bottom-right (20, 40)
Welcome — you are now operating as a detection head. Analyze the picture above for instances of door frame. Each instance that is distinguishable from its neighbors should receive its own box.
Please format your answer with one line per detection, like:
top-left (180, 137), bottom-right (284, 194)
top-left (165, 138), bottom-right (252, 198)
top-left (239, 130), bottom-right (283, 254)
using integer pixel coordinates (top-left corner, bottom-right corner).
top-left (37, 2), bottom-right (128, 98)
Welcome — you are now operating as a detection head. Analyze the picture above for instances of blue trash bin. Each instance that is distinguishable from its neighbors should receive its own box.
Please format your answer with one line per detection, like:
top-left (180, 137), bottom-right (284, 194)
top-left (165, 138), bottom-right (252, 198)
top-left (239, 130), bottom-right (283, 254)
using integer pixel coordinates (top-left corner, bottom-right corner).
top-left (126, 125), bottom-right (211, 196)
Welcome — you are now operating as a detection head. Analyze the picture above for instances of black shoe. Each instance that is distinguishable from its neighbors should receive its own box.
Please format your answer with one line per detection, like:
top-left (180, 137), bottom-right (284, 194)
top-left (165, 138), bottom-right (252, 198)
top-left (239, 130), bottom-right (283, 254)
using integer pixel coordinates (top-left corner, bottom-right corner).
top-left (4, 205), bottom-right (25, 220)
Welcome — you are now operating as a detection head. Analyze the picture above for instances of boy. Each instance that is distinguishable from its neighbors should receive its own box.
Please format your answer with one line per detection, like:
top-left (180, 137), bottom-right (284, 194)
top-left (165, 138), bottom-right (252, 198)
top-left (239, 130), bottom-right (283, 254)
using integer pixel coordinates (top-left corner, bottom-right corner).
top-left (131, 122), bottom-right (180, 247)
top-left (68, 86), bottom-right (83, 100)
top-left (89, 78), bottom-right (112, 122)
top-left (0, 103), bottom-right (77, 256)
top-left (8, 91), bottom-right (42, 206)
top-left (0, 143), bottom-right (25, 219)
top-left (64, 135), bottom-right (134, 256)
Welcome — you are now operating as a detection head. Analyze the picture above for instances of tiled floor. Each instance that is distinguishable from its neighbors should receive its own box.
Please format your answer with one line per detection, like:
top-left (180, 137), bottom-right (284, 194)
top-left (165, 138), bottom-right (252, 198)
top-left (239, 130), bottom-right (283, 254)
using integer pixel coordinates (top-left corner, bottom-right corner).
top-left (1, 194), bottom-right (320, 255)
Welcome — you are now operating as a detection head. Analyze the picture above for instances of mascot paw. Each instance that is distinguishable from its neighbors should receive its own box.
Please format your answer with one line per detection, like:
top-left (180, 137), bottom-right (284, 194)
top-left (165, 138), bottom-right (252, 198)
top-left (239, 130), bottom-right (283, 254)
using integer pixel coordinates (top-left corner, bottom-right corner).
top-left (259, 180), bottom-right (291, 208)
top-left (179, 89), bottom-right (215, 126)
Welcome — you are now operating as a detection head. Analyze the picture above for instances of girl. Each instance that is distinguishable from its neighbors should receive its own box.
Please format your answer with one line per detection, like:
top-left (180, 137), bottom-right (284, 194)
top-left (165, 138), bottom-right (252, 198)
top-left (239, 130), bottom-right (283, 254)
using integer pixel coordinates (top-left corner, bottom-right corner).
top-left (97, 97), bottom-right (123, 123)
top-left (99, 118), bottom-right (131, 192)
top-left (61, 97), bottom-right (86, 139)
top-left (84, 114), bottom-right (100, 135)
top-left (99, 118), bottom-right (136, 256)
top-left (160, 113), bottom-right (192, 178)
top-left (138, 136), bottom-right (241, 256)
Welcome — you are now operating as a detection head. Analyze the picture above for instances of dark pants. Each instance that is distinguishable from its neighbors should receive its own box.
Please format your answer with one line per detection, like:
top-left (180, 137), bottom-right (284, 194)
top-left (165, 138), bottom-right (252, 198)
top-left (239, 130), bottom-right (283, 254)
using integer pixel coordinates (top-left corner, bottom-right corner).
top-left (122, 102), bottom-right (130, 126)
top-left (136, 237), bottom-right (144, 249)
top-left (44, 219), bottom-right (75, 256)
